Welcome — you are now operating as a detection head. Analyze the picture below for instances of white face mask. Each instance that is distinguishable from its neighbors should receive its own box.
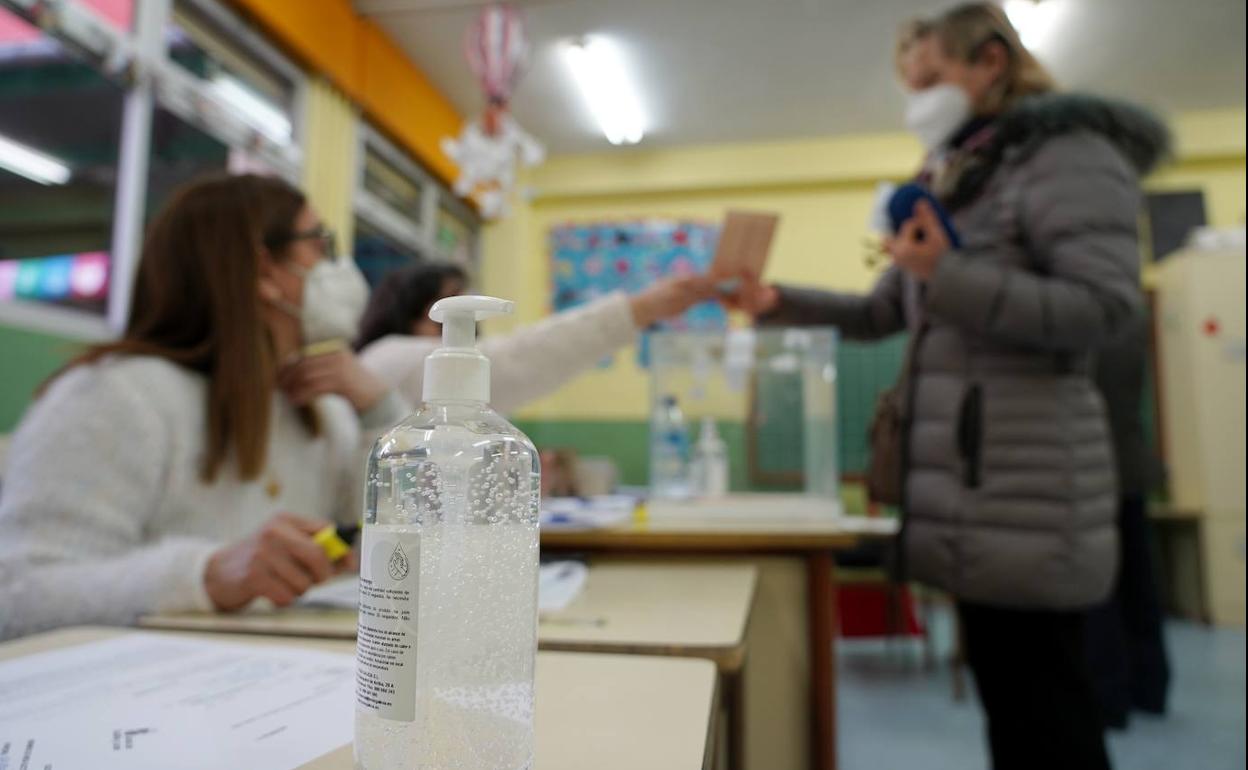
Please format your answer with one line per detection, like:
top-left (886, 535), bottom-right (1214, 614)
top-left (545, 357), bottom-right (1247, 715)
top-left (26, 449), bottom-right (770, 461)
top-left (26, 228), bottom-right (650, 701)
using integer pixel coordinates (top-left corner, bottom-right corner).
top-left (904, 84), bottom-right (972, 151)
top-left (285, 257), bottom-right (369, 346)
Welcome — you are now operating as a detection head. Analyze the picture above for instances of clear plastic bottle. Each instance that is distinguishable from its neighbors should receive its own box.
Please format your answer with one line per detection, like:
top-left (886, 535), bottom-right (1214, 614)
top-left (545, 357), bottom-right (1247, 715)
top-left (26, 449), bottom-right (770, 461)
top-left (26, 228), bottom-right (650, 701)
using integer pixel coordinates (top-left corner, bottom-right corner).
top-left (649, 394), bottom-right (691, 499)
top-left (354, 296), bottom-right (540, 770)
top-left (690, 417), bottom-right (729, 497)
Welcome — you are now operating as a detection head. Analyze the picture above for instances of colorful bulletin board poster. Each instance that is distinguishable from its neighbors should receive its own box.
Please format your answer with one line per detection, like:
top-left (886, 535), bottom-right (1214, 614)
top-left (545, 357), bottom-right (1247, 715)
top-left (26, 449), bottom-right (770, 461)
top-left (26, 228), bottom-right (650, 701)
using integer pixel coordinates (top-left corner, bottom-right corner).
top-left (549, 220), bottom-right (726, 366)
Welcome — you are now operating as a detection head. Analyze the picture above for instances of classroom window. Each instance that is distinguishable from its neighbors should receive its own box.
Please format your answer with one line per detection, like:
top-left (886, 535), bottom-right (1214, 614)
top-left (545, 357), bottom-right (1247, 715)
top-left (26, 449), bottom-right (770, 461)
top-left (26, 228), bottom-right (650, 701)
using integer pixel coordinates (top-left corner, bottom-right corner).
top-left (353, 125), bottom-right (433, 284)
top-left (363, 147), bottom-right (425, 228)
top-left (351, 122), bottom-right (481, 289)
top-left (354, 217), bottom-right (426, 289)
top-left (0, 0), bottom-right (305, 337)
top-left (0, 7), bottom-right (122, 318)
top-left (166, 0), bottom-right (297, 147)
top-left (145, 103), bottom-right (231, 220)
top-left (435, 199), bottom-right (477, 267)
top-left (74, 0), bottom-right (135, 32)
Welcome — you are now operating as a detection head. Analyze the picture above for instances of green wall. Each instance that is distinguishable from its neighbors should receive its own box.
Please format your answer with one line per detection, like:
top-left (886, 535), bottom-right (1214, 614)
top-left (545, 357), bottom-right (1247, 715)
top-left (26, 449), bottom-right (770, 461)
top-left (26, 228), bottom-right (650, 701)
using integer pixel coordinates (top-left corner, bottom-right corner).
top-left (0, 325), bottom-right (82, 432)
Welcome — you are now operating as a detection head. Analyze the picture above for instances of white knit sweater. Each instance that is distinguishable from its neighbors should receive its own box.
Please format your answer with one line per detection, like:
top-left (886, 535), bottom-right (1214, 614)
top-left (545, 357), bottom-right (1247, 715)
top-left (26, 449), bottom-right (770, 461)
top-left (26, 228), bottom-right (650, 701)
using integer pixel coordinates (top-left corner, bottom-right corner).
top-left (0, 356), bottom-right (408, 640)
top-left (359, 291), bottom-right (637, 413)
top-left (0, 296), bottom-right (636, 640)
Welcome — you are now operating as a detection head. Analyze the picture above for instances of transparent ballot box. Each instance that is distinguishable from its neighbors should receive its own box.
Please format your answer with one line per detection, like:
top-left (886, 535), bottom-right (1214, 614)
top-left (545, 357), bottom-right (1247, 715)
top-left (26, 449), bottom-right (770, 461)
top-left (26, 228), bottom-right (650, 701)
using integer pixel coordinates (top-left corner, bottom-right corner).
top-left (648, 327), bottom-right (838, 501)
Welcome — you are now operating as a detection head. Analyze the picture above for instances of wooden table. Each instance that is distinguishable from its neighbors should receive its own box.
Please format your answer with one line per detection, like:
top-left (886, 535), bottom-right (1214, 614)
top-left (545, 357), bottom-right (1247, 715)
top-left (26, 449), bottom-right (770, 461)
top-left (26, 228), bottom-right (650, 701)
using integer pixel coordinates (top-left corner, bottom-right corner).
top-left (142, 562), bottom-right (758, 768)
top-left (539, 561), bottom-right (756, 668)
top-left (141, 563), bottom-right (758, 663)
top-left (139, 494), bottom-right (896, 770)
top-left (543, 494), bottom-right (898, 770)
top-left (541, 561), bottom-right (756, 770)
top-left (0, 627), bottom-right (718, 770)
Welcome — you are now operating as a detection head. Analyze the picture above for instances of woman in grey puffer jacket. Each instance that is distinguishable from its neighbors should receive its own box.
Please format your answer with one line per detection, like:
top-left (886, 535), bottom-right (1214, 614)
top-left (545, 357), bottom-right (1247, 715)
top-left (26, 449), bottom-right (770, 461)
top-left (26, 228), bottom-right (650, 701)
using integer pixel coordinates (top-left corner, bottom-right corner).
top-left (731, 5), bottom-right (1169, 769)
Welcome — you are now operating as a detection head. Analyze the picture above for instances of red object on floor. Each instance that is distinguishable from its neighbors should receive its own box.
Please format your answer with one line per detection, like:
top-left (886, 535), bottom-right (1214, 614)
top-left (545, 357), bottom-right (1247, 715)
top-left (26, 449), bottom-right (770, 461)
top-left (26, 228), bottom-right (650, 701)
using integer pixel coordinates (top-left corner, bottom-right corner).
top-left (837, 583), bottom-right (924, 637)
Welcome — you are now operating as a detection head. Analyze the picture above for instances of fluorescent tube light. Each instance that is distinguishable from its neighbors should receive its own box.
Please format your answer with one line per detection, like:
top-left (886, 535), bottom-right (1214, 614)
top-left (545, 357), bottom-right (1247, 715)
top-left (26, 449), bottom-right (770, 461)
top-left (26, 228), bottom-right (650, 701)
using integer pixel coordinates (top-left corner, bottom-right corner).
top-left (1004, 0), bottom-right (1065, 52)
top-left (563, 37), bottom-right (645, 146)
top-left (208, 73), bottom-right (292, 145)
top-left (0, 132), bottom-right (71, 185)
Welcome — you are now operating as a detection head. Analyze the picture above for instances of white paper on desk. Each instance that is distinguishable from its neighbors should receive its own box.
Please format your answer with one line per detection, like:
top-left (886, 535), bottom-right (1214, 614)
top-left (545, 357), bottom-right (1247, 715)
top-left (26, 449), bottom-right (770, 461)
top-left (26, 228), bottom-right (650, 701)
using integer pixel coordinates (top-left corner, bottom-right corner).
top-left (0, 633), bottom-right (354, 770)
top-left (299, 574), bottom-right (362, 609)
top-left (539, 494), bottom-right (637, 531)
top-left (300, 562), bottom-right (590, 614)
top-left (538, 561), bottom-right (589, 613)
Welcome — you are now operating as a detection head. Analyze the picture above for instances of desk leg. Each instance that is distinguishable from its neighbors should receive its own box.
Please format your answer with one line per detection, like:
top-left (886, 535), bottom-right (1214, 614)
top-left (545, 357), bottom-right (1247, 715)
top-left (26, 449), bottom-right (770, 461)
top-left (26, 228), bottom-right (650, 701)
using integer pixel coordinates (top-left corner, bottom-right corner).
top-left (724, 667), bottom-right (745, 770)
top-left (808, 552), bottom-right (837, 770)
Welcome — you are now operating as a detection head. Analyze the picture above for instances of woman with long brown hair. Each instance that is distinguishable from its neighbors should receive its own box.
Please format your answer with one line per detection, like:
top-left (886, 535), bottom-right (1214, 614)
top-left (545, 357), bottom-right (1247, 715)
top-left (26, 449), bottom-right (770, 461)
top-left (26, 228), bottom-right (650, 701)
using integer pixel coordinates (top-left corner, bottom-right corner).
top-left (0, 173), bottom-right (408, 640)
top-left (730, 4), bottom-right (1168, 768)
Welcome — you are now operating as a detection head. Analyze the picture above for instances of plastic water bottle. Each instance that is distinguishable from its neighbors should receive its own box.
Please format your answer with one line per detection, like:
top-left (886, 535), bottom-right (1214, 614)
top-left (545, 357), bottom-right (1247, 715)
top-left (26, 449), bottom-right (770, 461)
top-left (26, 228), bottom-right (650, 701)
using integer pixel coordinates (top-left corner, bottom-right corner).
top-left (354, 296), bottom-right (540, 770)
top-left (690, 417), bottom-right (729, 497)
top-left (650, 395), bottom-right (691, 499)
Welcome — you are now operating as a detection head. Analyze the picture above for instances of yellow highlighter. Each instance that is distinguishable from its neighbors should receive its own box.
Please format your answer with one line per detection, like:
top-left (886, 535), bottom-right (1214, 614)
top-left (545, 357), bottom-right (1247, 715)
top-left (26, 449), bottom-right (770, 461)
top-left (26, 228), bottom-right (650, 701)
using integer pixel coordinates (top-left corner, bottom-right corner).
top-left (313, 524), bottom-right (359, 562)
top-left (302, 339), bottom-right (348, 358)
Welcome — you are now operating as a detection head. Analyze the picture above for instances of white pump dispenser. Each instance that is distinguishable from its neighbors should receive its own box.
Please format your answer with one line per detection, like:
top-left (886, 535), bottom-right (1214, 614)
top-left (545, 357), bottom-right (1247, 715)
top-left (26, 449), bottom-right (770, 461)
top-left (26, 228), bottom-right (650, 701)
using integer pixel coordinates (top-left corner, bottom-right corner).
top-left (422, 295), bottom-right (514, 403)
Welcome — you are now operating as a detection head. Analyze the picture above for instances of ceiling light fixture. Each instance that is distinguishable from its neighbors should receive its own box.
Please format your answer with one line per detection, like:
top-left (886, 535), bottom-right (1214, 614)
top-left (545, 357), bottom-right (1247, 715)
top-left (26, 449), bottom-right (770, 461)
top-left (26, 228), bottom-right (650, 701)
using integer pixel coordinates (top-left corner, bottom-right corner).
top-left (0, 132), bottom-right (71, 185)
top-left (562, 36), bottom-right (645, 146)
top-left (1003, 0), bottom-right (1064, 52)
top-left (208, 74), bottom-right (293, 145)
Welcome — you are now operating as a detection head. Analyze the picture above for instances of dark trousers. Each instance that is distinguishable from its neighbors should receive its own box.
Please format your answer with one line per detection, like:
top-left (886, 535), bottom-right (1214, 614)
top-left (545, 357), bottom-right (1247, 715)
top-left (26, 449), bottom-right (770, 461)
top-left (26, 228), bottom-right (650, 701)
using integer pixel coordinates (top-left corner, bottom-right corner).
top-left (958, 602), bottom-right (1112, 770)
top-left (1085, 495), bottom-right (1171, 724)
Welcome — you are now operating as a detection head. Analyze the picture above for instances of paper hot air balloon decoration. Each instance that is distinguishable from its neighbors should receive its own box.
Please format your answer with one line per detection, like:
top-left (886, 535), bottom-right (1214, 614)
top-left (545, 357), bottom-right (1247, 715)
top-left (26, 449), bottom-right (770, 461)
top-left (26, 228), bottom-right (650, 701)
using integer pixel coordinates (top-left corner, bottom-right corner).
top-left (464, 2), bottom-right (528, 108)
top-left (441, 2), bottom-right (545, 220)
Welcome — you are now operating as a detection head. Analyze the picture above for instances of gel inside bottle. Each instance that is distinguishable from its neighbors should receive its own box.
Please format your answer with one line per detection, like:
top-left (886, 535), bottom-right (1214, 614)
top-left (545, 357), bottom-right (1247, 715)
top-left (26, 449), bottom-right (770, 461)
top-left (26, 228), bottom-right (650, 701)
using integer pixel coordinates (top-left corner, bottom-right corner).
top-left (354, 296), bottom-right (540, 770)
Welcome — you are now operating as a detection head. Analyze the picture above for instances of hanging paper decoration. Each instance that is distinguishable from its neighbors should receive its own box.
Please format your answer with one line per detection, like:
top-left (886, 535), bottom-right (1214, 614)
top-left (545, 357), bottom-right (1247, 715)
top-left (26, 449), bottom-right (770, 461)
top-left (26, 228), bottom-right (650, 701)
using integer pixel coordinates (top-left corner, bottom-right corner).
top-left (441, 2), bottom-right (544, 220)
top-left (549, 220), bottom-right (727, 367)
top-left (463, 2), bottom-right (527, 106)
top-left (442, 112), bottom-right (543, 220)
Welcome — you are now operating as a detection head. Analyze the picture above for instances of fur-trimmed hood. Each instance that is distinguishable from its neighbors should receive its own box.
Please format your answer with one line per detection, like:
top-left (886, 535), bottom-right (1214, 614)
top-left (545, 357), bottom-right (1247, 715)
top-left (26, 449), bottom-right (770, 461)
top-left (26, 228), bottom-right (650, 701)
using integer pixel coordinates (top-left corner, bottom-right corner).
top-left (944, 92), bottom-right (1171, 209)
top-left (994, 92), bottom-right (1172, 175)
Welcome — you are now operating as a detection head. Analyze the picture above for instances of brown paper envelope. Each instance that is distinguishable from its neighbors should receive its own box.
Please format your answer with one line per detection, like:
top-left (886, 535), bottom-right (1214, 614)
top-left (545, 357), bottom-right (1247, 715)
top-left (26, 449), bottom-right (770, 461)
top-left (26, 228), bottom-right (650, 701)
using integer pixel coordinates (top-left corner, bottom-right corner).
top-left (709, 210), bottom-right (779, 280)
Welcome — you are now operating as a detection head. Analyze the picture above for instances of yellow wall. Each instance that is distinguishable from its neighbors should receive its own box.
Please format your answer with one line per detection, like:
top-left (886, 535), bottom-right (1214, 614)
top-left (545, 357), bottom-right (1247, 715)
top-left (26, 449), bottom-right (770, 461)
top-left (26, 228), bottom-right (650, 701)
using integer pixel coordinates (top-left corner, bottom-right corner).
top-left (481, 108), bottom-right (1247, 422)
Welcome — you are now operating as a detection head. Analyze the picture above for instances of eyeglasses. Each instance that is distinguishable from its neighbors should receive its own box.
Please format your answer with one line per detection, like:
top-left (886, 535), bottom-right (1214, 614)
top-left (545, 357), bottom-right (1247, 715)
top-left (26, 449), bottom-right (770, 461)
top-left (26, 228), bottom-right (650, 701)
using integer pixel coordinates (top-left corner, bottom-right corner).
top-left (271, 225), bottom-right (338, 261)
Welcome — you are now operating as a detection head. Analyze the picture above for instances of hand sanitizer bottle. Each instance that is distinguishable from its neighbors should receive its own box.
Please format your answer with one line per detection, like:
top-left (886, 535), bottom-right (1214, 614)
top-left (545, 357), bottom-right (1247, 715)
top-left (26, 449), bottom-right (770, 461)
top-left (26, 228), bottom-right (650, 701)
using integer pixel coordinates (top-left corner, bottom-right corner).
top-left (354, 296), bottom-right (540, 770)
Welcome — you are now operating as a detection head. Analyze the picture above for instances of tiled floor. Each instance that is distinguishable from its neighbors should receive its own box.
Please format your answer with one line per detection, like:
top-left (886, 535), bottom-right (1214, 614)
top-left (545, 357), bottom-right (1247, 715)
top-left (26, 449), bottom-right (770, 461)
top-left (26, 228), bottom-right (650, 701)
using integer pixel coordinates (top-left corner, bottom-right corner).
top-left (838, 610), bottom-right (1246, 770)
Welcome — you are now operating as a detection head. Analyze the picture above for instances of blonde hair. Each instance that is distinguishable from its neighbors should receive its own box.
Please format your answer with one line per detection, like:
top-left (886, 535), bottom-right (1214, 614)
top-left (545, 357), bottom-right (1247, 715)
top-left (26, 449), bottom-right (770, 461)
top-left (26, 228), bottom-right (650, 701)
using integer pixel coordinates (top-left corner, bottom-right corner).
top-left (897, 3), bottom-right (1056, 113)
top-left (894, 17), bottom-right (935, 77)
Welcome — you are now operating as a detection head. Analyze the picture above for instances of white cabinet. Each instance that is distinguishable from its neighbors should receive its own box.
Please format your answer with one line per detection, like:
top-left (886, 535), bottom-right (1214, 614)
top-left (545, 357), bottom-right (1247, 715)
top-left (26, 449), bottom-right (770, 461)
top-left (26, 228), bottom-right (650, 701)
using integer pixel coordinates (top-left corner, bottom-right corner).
top-left (1155, 248), bottom-right (1246, 624)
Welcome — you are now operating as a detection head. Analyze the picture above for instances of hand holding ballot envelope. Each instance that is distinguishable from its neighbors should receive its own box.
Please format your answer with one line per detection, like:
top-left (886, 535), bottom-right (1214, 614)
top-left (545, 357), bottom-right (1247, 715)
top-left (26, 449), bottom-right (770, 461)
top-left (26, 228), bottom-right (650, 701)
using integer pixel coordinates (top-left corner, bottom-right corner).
top-left (629, 210), bottom-right (782, 324)
top-left (710, 209), bottom-right (782, 316)
top-left (715, 186), bottom-right (959, 317)
top-left (627, 273), bottom-right (721, 328)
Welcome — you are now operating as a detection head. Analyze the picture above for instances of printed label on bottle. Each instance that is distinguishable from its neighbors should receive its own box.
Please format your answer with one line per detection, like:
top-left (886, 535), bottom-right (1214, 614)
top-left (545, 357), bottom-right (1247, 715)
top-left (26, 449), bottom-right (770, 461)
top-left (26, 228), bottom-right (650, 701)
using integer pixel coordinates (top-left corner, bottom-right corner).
top-left (355, 527), bottom-right (420, 722)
